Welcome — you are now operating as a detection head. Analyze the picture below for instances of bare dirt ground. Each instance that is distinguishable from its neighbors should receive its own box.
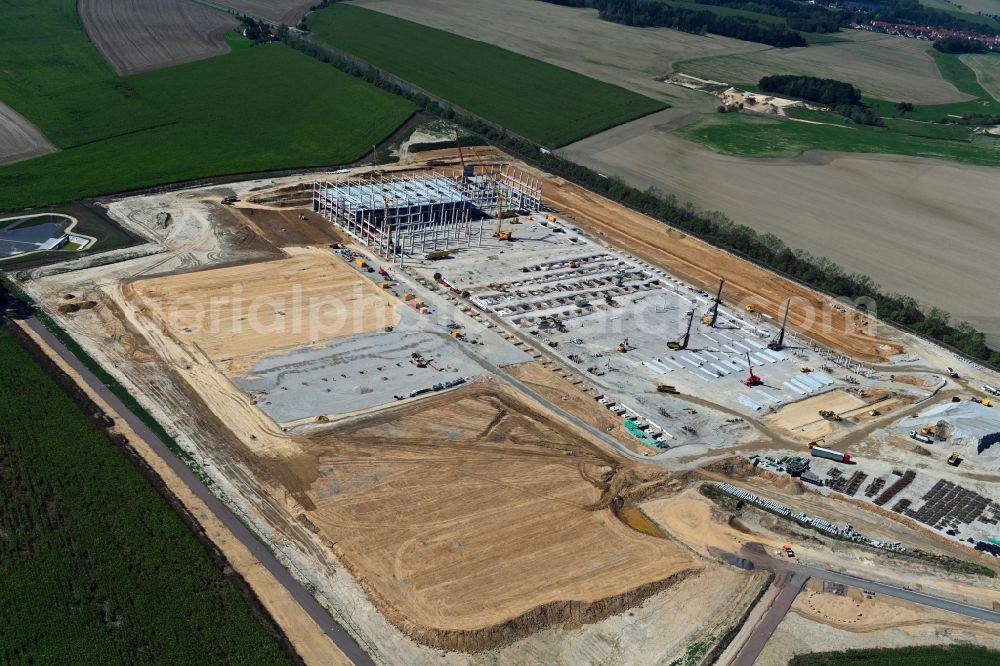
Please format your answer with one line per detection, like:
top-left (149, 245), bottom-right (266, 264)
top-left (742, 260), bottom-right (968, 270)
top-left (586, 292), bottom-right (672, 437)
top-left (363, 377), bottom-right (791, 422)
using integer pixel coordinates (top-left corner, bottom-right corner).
top-left (79, 0), bottom-right (238, 76)
top-left (125, 246), bottom-right (398, 364)
top-left (559, 113), bottom-right (1000, 348)
top-left (765, 390), bottom-right (866, 441)
top-left (280, 380), bottom-right (697, 649)
top-left (217, 0), bottom-right (316, 24)
top-left (352, 0), bottom-right (760, 102)
top-left (757, 585), bottom-right (1000, 665)
top-left (680, 31), bottom-right (971, 103)
top-left (0, 101), bottom-right (56, 166)
top-left (506, 361), bottom-right (658, 455)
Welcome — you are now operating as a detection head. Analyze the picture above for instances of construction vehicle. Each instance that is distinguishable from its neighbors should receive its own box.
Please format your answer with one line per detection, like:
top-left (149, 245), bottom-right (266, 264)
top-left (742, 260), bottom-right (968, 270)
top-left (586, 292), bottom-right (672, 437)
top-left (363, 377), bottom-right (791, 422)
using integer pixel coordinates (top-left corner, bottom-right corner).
top-left (450, 330), bottom-right (462, 339)
top-left (909, 430), bottom-right (934, 444)
top-left (800, 366), bottom-right (812, 373)
top-left (379, 281), bottom-right (390, 289)
top-left (807, 438), bottom-right (825, 448)
top-left (221, 195), bottom-right (238, 205)
top-left (808, 443), bottom-right (851, 463)
top-left (947, 367), bottom-right (960, 378)
top-left (768, 300), bottom-right (791, 351)
top-left (425, 250), bottom-right (450, 260)
top-left (354, 257), bottom-right (367, 268)
top-left (745, 304), bottom-right (756, 313)
top-left (617, 338), bottom-right (630, 353)
top-left (819, 410), bottom-right (842, 421)
top-left (546, 214), bottom-right (557, 223)
top-left (656, 384), bottom-right (679, 394)
top-left (741, 352), bottom-right (762, 387)
top-left (454, 128), bottom-right (475, 183)
top-left (781, 545), bottom-right (795, 558)
top-left (668, 309), bottom-right (695, 350)
top-left (701, 278), bottom-right (724, 326)
top-left (983, 384), bottom-right (1000, 397)
top-left (947, 451), bottom-right (962, 466)
top-left (920, 424), bottom-right (938, 437)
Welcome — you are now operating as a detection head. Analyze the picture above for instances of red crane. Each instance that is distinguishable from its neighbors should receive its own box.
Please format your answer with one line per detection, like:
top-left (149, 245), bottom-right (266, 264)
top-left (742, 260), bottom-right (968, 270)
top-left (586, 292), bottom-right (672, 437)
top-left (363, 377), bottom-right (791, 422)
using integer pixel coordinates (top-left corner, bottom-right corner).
top-left (742, 352), bottom-right (762, 387)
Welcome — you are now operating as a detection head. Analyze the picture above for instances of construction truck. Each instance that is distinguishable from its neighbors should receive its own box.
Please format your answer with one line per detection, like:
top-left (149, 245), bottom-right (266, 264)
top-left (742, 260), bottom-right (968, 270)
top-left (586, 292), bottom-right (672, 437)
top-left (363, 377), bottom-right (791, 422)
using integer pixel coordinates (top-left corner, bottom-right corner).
top-left (656, 384), bottom-right (679, 394)
top-left (947, 367), bottom-right (960, 378)
top-left (800, 366), bottom-right (812, 373)
top-left (983, 385), bottom-right (1000, 396)
top-left (617, 338), bottom-right (629, 353)
top-left (910, 430), bottom-right (934, 444)
top-left (947, 451), bottom-right (962, 466)
top-left (809, 443), bottom-right (851, 463)
top-left (781, 545), bottom-right (796, 558)
top-left (818, 410), bottom-right (842, 421)
top-left (745, 304), bottom-right (756, 313)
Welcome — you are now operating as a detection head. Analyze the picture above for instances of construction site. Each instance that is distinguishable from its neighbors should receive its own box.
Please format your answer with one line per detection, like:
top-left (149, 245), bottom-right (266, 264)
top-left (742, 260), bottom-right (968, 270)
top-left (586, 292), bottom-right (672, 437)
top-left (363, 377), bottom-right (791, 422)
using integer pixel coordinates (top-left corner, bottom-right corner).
top-left (14, 137), bottom-right (1000, 664)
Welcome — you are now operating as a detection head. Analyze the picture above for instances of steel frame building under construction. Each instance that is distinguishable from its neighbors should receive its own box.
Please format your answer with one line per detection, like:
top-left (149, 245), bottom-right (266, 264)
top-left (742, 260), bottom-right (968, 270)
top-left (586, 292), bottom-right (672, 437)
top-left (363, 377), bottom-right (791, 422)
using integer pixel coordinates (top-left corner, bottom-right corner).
top-left (313, 166), bottom-right (542, 265)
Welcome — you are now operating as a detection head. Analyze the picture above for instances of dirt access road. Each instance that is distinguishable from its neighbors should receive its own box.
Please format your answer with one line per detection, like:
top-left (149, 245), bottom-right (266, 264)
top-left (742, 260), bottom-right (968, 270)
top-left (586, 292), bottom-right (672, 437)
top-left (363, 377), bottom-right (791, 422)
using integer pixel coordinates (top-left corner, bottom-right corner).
top-left (79, 0), bottom-right (238, 75)
top-left (559, 112), bottom-right (1000, 348)
top-left (16, 316), bottom-right (363, 666)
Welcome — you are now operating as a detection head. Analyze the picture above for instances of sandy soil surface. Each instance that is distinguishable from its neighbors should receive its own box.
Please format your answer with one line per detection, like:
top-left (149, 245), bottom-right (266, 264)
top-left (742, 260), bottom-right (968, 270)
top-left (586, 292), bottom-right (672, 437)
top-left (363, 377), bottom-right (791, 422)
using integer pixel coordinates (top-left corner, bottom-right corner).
top-left (12, 319), bottom-right (350, 666)
top-left (758, 584), bottom-right (1000, 665)
top-left (291, 380), bottom-right (697, 649)
top-left (352, 0), bottom-right (761, 102)
top-left (79, 0), bottom-right (238, 76)
top-left (0, 101), bottom-right (56, 166)
top-left (765, 390), bottom-right (866, 440)
top-left (126, 247), bottom-right (399, 364)
top-left (559, 113), bottom-right (1000, 347)
top-left (217, 0), bottom-right (316, 24)
top-left (681, 31), bottom-right (971, 103)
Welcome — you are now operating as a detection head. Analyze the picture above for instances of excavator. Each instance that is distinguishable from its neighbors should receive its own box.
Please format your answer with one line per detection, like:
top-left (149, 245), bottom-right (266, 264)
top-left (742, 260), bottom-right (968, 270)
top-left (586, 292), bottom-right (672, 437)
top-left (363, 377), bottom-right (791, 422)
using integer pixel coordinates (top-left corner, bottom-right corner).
top-left (668, 309), bottom-right (696, 350)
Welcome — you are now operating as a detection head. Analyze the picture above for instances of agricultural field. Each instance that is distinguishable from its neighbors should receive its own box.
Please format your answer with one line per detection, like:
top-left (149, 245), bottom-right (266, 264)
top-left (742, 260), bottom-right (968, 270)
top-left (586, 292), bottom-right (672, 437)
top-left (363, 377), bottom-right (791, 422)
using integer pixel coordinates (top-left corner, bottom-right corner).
top-left (0, 0), bottom-right (414, 209)
top-left (307, 4), bottom-right (666, 146)
top-left (0, 328), bottom-right (291, 664)
top-left (217, 0), bottom-right (316, 24)
top-left (560, 111), bottom-right (1000, 347)
top-left (677, 31), bottom-right (970, 104)
top-left (79, 0), bottom-right (238, 75)
top-left (675, 112), bottom-right (1000, 166)
top-left (961, 53), bottom-right (1000, 105)
top-left (0, 101), bottom-right (55, 166)
top-left (352, 0), bottom-right (763, 101)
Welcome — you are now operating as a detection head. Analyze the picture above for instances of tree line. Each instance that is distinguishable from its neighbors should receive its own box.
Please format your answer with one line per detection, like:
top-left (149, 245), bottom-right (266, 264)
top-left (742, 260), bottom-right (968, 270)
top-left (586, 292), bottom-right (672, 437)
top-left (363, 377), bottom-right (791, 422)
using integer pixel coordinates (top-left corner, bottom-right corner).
top-left (934, 36), bottom-right (990, 53)
top-left (277, 31), bottom-right (999, 368)
top-left (759, 75), bottom-right (883, 125)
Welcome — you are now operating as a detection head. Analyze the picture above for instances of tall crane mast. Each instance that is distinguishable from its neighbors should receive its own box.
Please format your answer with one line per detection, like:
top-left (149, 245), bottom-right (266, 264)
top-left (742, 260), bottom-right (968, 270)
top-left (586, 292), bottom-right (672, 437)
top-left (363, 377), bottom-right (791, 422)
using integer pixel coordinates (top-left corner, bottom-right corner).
top-left (702, 278), bottom-right (725, 327)
top-left (668, 309), bottom-right (695, 350)
top-left (769, 300), bottom-right (791, 351)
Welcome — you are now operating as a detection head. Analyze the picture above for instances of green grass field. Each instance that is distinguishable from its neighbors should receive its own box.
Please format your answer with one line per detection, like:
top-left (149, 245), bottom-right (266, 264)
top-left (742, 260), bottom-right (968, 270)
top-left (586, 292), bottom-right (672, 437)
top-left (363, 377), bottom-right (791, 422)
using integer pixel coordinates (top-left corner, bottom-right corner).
top-left (789, 644), bottom-right (1000, 665)
top-left (677, 112), bottom-right (1000, 165)
top-left (866, 51), bottom-right (1000, 120)
top-left (306, 4), bottom-right (666, 147)
top-left (0, 327), bottom-right (291, 664)
top-left (0, 0), bottom-right (415, 210)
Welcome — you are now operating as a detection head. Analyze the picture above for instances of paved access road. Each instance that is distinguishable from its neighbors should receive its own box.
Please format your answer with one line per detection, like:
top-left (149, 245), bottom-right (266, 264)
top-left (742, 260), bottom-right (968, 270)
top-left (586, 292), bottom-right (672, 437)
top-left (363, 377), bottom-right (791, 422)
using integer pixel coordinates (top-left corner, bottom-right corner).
top-left (797, 563), bottom-right (1000, 624)
top-left (23, 317), bottom-right (374, 666)
top-left (732, 572), bottom-right (808, 666)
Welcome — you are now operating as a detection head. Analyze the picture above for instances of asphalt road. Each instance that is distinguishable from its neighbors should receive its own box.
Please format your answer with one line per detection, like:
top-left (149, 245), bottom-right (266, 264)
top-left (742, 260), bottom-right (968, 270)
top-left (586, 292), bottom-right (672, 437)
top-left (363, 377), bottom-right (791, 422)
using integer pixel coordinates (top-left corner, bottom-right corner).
top-left (732, 572), bottom-right (808, 666)
top-left (23, 316), bottom-right (374, 666)
top-left (797, 563), bottom-right (1000, 624)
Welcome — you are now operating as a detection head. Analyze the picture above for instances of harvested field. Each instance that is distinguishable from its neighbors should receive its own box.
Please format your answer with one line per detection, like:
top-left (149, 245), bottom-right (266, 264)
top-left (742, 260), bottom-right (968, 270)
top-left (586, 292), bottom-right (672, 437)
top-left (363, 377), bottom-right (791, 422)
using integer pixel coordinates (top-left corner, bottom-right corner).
top-left (961, 53), bottom-right (1000, 103)
top-left (217, 0), bottom-right (315, 24)
top-left (0, 101), bottom-right (55, 166)
top-left (126, 247), bottom-right (398, 362)
top-left (289, 382), bottom-right (697, 649)
top-left (558, 114), bottom-right (1000, 348)
top-left (79, 0), bottom-right (238, 75)
top-left (353, 0), bottom-right (760, 101)
top-left (679, 32), bottom-right (971, 103)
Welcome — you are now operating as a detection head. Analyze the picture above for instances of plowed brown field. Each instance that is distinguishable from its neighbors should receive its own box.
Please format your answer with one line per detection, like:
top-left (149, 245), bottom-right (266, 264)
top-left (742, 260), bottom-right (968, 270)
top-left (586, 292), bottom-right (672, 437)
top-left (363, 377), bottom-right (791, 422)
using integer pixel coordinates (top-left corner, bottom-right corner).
top-left (80, 0), bottom-right (238, 75)
top-left (283, 381), bottom-right (697, 650)
top-left (0, 101), bottom-right (55, 166)
top-left (217, 0), bottom-right (315, 24)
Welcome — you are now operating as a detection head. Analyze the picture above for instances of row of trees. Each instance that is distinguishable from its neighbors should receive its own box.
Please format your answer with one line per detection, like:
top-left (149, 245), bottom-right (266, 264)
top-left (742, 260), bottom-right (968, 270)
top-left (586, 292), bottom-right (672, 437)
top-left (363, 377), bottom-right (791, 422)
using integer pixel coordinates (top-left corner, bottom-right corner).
top-left (536, 0), bottom-right (807, 47)
top-left (839, 0), bottom-right (1000, 35)
top-left (934, 36), bottom-right (991, 53)
top-left (694, 0), bottom-right (844, 33)
top-left (278, 32), bottom-right (999, 368)
top-left (759, 75), bottom-right (882, 125)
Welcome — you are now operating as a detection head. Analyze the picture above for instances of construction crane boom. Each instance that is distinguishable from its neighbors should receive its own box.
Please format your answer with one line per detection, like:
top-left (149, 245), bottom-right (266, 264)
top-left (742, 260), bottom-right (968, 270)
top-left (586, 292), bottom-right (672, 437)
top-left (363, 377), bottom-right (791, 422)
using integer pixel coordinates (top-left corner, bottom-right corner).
top-left (768, 300), bottom-right (790, 351)
top-left (702, 278), bottom-right (725, 327)
top-left (668, 309), bottom-right (695, 350)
